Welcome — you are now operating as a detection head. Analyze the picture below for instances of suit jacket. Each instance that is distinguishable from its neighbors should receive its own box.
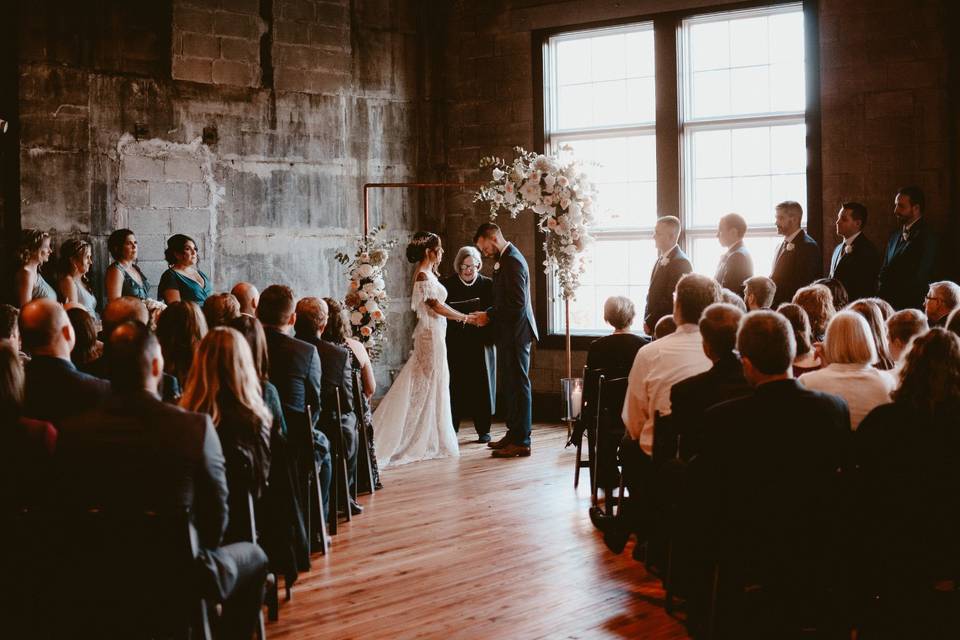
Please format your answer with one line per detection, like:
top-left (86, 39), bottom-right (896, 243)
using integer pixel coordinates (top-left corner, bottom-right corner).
top-left (23, 355), bottom-right (110, 423)
top-left (829, 233), bottom-right (881, 302)
top-left (264, 327), bottom-right (322, 427)
top-left (84, 355), bottom-right (181, 403)
top-left (645, 246), bottom-right (692, 331)
top-left (487, 243), bottom-right (538, 343)
top-left (877, 217), bottom-right (940, 310)
top-left (771, 230), bottom-right (821, 306)
top-left (295, 333), bottom-right (356, 432)
top-left (714, 242), bottom-right (753, 296)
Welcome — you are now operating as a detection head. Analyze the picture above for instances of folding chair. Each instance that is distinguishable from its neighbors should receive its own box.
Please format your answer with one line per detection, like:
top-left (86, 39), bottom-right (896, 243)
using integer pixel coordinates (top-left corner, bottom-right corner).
top-left (593, 373), bottom-right (630, 515)
top-left (327, 388), bottom-right (352, 534)
top-left (303, 404), bottom-right (329, 554)
top-left (352, 368), bottom-right (376, 496)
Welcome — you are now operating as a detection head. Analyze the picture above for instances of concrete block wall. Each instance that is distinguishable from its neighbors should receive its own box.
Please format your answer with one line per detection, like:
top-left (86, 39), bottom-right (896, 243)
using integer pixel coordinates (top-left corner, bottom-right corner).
top-left (172, 0), bottom-right (265, 87)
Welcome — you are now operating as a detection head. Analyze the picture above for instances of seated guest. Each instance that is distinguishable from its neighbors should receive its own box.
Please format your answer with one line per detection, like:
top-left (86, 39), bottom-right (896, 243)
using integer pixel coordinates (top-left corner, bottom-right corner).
top-left (66, 307), bottom-right (102, 371)
top-left (20, 299), bottom-right (110, 422)
top-left (771, 200), bottom-right (821, 306)
top-left (158, 234), bottom-right (213, 304)
top-left (697, 311), bottom-right (849, 636)
top-left (744, 275), bottom-right (777, 311)
top-left (777, 303), bottom-right (822, 375)
top-left (231, 282), bottom-right (260, 317)
top-left (829, 201), bottom-right (881, 302)
top-left (856, 329), bottom-right (960, 637)
top-left (0, 303), bottom-right (28, 363)
top-left (848, 300), bottom-right (895, 370)
top-left (670, 303), bottom-right (752, 459)
top-left (57, 238), bottom-right (99, 321)
top-left (924, 280), bottom-right (960, 327)
top-left (203, 292), bottom-right (241, 328)
top-left (181, 328), bottom-right (272, 542)
top-left (886, 309), bottom-right (928, 364)
top-left (793, 284), bottom-right (836, 342)
top-left (230, 314), bottom-right (286, 437)
top-left (813, 277), bottom-right (849, 311)
top-left (156, 301), bottom-right (208, 388)
top-left (714, 213), bottom-right (753, 295)
top-left (295, 297), bottom-right (360, 515)
top-left (863, 296), bottom-right (895, 322)
top-left (13, 229), bottom-right (55, 308)
top-left (644, 216), bottom-right (692, 334)
top-left (949, 307), bottom-right (960, 337)
top-left (654, 315), bottom-right (677, 339)
top-left (799, 311), bottom-right (895, 430)
top-left (55, 322), bottom-right (268, 638)
top-left (720, 288), bottom-right (747, 313)
top-left (104, 229), bottom-right (150, 302)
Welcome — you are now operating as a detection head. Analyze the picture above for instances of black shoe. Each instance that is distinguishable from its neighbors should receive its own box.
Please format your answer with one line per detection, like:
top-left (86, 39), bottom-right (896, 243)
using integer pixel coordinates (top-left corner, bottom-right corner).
top-left (603, 528), bottom-right (630, 555)
top-left (374, 481), bottom-right (384, 491)
top-left (477, 433), bottom-right (492, 443)
top-left (349, 500), bottom-right (363, 516)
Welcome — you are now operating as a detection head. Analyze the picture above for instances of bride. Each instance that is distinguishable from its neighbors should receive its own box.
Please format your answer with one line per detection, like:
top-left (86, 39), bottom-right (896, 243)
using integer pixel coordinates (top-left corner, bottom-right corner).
top-left (373, 232), bottom-right (478, 467)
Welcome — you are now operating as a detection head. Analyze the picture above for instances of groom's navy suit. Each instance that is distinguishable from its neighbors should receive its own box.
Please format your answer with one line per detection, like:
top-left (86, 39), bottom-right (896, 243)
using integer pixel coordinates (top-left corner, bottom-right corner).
top-left (487, 243), bottom-right (538, 447)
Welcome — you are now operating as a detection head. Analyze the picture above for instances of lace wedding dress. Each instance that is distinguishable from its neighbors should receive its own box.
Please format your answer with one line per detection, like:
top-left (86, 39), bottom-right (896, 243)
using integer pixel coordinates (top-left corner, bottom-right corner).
top-left (373, 271), bottom-right (460, 467)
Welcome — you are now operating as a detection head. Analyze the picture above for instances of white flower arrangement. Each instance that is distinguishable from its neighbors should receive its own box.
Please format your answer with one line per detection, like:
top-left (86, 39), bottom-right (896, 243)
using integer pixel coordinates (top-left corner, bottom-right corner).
top-left (335, 225), bottom-right (398, 361)
top-left (474, 145), bottom-right (597, 300)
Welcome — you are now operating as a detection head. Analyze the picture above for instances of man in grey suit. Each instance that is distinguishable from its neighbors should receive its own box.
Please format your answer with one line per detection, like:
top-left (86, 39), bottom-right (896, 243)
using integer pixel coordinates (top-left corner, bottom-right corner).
top-left (714, 213), bottom-right (754, 297)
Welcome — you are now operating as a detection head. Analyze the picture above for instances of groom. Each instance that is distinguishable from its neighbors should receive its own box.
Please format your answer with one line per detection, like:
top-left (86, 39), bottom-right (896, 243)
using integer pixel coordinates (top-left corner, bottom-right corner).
top-left (471, 223), bottom-right (538, 458)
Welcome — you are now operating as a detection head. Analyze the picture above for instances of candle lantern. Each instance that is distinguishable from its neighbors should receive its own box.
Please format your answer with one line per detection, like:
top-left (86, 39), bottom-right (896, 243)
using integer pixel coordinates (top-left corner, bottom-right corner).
top-left (561, 376), bottom-right (584, 422)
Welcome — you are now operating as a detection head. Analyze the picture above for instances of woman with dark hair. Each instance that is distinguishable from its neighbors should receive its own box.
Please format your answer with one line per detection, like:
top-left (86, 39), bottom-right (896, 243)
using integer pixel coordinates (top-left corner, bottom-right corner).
top-left (67, 307), bottom-right (103, 371)
top-left (229, 314), bottom-right (286, 438)
top-left (777, 303), bottom-right (822, 376)
top-left (847, 299), bottom-right (895, 370)
top-left (158, 234), bottom-right (213, 304)
top-left (155, 301), bottom-right (208, 387)
top-left (813, 277), bottom-right (849, 310)
top-left (855, 329), bottom-right (960, 636)
top-left (13, 229), bottom-right (55, 308)
top-left (57, 238), bottom-right (99, 320)
top-left (104, 229), bottom-right (151, 302)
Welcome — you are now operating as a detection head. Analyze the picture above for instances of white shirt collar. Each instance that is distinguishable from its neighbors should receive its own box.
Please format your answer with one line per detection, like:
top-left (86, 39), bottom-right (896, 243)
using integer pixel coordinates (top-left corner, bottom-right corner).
top-left (904, 217), bottom-right (920, 232)
top-left (660, 243), bottom-right (679, 258)
top-left (844, 231), bottom-right (861, 246)
top-left (784, 228), bottom-right (803, 244)
top-left (674, 323), bottom-right (699, 333)
top-left (726, 240), bottom-right (744, 254)
top-left (500, 241), bottom-right (512, 256)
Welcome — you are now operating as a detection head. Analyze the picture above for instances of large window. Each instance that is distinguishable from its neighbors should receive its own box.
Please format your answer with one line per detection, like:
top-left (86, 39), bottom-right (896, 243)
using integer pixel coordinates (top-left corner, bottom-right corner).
top-left (541, 3), bottom-right (808, 335)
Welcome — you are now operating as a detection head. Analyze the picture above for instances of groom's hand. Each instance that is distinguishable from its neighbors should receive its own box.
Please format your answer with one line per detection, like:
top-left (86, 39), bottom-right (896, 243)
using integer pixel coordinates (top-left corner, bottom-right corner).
top-left (472, 311), bottom-right (490, 327)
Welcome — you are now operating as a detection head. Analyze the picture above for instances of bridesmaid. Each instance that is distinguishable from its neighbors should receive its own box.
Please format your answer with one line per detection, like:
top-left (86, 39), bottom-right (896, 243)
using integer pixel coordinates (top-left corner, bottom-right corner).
top-left (104, 229), bottom-right (150, 302)
top-left (57, 238), bottom-right (99, 321)
top-left (158, 234), bottom-right (213, 305)
top-left (13, 229), bottom-right (55, 308)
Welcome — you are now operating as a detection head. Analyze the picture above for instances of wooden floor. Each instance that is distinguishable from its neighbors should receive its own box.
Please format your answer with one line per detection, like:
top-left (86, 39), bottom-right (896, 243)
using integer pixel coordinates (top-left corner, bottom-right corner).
top-left (268, 424), bottom-right (690, 640)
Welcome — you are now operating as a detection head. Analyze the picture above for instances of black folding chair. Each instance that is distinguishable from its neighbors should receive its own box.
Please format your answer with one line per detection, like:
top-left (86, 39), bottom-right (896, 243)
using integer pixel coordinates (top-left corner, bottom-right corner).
top-left (303, 404), bottom-right (329, 555)
top-left (651, 411), bottom-right (688, 615)
top-left (352, 368), bottom-right (376, 496)
top-left (327, 388), bottom-right (352, 534)
top-left (572, 365), bottom-right (594, 490)
top-left (239, 491), bottom-right (277, 627)
top-left (593, 373), bottom-right (630, 515)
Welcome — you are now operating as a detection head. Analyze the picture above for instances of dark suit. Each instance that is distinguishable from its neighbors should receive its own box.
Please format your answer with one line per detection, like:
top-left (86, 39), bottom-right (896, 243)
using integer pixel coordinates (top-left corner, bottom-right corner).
top-left (878, 217), bottom-right (940, 310)
top-left (264, 327), bottom-right (322, 427)
top-left (487, 243), bottom-right (537, 447)
top-left (771, 230), bottom-right (821, 306)
top-left (645, 246), bottom-right (692, 331)
top-left (23, 355), bottom-right (110, 423)
top-left (829, 233), bottom-right (881, 303)
top-left (55, 391), bottom-right (269, 639)
top-left (714, 242), bottom-right (754, 296)
top-left (84, 355), bottom-right (181, 403)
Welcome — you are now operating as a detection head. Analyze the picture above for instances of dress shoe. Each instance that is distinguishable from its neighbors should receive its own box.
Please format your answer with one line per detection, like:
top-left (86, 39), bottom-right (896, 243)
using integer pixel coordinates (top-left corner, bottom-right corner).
top-left (487, 434), bottom-right (512, 449)
top-left (603, 528), bottom-right (630, 555)
top-left (491, 443), bottom-right (531, 458)
top-left (477, 433), bottom-right (492, 444)
top-left (349, 500), bottom-right (363, 516)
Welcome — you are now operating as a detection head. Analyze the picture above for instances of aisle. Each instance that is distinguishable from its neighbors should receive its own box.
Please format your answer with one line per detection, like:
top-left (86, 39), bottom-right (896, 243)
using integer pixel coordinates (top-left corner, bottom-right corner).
top-left (268, 424), bottom-right (689, 640)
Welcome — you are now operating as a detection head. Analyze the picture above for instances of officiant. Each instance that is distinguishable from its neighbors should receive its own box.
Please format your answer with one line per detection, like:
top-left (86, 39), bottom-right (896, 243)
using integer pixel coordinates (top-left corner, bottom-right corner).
top-left (442, 246), bottom-right (497, 443)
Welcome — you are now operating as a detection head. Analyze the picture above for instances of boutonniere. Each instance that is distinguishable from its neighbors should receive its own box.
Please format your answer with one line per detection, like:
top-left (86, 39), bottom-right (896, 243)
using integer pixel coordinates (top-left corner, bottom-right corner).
top-left (901, 231), bottom-right (910, 242)
top-left (494, 262), bottom-right (500, 271)
top-left (658, 255), bottom-right (670, 267)
top-left (785, 242), bottom-right (795, 252)
top-left (843, 244), bottom-right (853, 255)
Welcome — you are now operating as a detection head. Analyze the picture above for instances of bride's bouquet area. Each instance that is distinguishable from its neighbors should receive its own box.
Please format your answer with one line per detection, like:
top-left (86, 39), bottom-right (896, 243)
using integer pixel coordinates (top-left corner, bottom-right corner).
top-left (335, 225), bottom-right (398, 361)
top-left (474, 145), bottom-right (596, 300)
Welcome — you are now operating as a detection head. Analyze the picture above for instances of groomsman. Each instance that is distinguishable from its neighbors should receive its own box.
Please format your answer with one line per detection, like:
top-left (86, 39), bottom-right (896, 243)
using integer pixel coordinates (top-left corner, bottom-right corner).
top-left (644, 216), bottom-right (692, 335)
top-left (828, 202), bottom-right (881, 302)
top-left (878, 186), bottom-right (940, 311)
top-left (770, 201), bottom-right (821, 306)
top-left (714, 213), bottom-right (753, 296)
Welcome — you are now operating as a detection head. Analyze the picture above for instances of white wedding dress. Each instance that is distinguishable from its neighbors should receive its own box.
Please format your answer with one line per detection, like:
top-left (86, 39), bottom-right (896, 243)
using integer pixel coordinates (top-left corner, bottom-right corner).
top-left (373, 271), bottom-right (460, 467)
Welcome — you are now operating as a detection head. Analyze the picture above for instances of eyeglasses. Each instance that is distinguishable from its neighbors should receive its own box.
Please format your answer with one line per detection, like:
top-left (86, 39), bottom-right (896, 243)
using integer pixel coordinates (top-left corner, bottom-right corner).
top-left (459, 263), bottom-right (477, 271)
top-left (926, 295), bottom-right (943, 303)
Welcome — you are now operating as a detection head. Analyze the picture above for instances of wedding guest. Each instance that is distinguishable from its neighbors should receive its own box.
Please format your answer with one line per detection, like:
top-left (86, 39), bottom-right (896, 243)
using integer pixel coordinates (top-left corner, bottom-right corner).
top-left (20, 299), bottom-right (110, 423)
top-left (813, 277), bottom-right (849, 311)
top-left (181, 327), bottom-right (272, 542)
top-left (654, 315), bottom-right (677, 339)
top-left (55, 322), bottom-right (268, 639)
top-left (799, 311), bottom-right (895, 430)
top-left (323, 297), bottom-right (381, 490)
top-left (644, 216), bottom-right (692, 334)
top-left (231, 282), bottom-right (260, 317)
top-left (0, 304), bottom-right (27, 363)
top-left (848, 300), bottom-right (895, 370)
top-left (442, 246), bottom-right (496, 443)
top-left (792, 284), bottom-right (835, 343)
top-left (66, 307), bottom-right (102, 371)
top-left (771, 201), bottom-right (821, 306)
top-left (777, 303), bottom-right (822, 375)
top-left (203, 292), bottom-right (241, 328)
top-left (720, 288), bottom-right (747, 313)
top-left (878, 186), bottom-right (940, 311)
top-left (56, 238), bottom-right (99, 320)
top-left (855, 329), bottom-right (960, 637)
top-left (13, 229), bottom-right (55, 308)
top-left (829, 202), bottom-right (881, 302)
top-left (155, 301), bottom-right (208, 388)
top-left (886, 309), bottom-right (928, 364)
top-left (923, 280), bottom-right (960, 327)
top-left (714, 213), bottom-right (753, 296)
top-left (864, 296), bottom-right (895, 321)
top-left (744, 275), bottom-right (777, 311)
top-left (105, 229), bottom-right (151, 302)
top-left (158, 234), bottom-right (213, 304)
top-left (229, 315), bottom-right (284, 436)
top-left (949, 308), bottom-right (960, 338)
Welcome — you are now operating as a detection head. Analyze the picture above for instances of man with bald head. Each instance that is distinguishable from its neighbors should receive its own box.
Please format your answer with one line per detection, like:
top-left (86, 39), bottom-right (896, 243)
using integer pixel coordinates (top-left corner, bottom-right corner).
top-left (20, 299), bottom-right (109, 423)
top-left (232, 282), bottom-right (260, 317)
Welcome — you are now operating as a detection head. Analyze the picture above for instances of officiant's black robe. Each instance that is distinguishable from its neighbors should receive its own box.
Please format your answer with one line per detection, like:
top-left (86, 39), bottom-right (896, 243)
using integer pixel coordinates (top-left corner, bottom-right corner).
top-left (441, 273), bottom-right (497, 436)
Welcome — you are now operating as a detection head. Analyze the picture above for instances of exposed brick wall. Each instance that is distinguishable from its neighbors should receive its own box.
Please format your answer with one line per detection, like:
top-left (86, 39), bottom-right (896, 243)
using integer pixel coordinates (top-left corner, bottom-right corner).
top-left (172, 0), bottom-right (264, 87)
top-left (273, 0), bottom-right (352, 94)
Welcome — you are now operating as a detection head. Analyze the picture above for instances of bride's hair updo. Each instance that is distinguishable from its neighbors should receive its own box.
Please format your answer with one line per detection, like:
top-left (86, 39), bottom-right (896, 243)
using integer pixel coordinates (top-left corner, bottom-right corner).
top-left (406, 231), bottom-right (441, 264)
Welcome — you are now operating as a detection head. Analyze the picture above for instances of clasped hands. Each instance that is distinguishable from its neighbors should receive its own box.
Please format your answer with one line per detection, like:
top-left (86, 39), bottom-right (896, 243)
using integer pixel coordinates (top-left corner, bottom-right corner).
top-left (464, 311), bottom-right (490, 327)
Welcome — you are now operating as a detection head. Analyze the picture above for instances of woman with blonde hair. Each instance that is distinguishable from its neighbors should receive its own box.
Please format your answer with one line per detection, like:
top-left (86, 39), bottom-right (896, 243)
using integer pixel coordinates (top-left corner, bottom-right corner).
top-left (57, 238), bottom-right (99, 320)
top-left (798, 311), bottom-right (894, 429)
top-left (181, 327), bottom-right (271, 541)
top-left (847, 300), bottom-right (895, 370)
top-left (13, 229), bottom-right (55, 307)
